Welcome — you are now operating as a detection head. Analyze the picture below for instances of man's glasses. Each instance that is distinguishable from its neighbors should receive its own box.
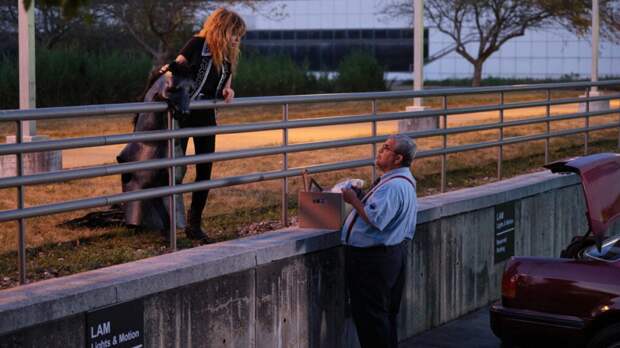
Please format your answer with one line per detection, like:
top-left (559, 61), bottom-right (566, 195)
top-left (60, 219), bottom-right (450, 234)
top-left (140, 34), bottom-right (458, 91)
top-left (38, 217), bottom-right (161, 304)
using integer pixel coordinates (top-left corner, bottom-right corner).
top-left (380, 144), bottom-right (399, 154)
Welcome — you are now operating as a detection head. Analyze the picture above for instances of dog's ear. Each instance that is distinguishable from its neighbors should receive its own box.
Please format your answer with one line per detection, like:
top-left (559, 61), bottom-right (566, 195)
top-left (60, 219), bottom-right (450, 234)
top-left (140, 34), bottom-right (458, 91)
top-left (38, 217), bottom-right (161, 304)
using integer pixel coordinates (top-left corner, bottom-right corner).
top-left (153, 92), bottom-right (166, 102)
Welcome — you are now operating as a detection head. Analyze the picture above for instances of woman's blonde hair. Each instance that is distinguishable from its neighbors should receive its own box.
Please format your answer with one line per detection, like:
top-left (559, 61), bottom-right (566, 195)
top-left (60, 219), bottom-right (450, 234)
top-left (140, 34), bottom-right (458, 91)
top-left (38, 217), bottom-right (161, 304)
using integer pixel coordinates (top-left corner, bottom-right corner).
top-left (197, 8), bottom-right (246, 73)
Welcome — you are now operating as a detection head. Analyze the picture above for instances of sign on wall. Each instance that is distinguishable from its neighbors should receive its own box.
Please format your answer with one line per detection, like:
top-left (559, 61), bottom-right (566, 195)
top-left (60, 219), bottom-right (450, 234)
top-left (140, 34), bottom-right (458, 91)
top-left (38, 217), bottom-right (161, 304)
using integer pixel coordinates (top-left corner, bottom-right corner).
top-left (494, 201), bottom-right (515, 264)
top-left (86, 299), bottom-right (144, 348)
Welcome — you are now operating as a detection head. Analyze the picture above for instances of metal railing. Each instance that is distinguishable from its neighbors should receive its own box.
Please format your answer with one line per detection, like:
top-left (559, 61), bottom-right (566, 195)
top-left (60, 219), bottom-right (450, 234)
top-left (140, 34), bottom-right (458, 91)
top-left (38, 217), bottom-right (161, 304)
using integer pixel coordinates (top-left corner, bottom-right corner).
top-left (1, 80), bottom-right (619, 284)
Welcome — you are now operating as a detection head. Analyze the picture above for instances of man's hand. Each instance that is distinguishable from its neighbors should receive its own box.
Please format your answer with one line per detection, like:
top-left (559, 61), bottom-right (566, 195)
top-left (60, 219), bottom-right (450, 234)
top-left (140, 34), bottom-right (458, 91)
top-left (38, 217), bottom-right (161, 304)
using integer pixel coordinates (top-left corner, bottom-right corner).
top-left (341, 188), bottom-right (359, 205)
top-left (342, 188), bottom-right (375, 228)
top-left (222, 87), bottom-right (235, 103)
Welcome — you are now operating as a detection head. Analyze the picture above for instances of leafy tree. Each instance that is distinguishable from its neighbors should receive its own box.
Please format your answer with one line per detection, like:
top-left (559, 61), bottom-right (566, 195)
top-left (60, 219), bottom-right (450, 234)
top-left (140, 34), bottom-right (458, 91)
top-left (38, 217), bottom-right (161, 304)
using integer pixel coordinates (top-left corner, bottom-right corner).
top-left (380, 0), bottom-right (620, 86)
top-left (19, 0), bottom-right (286, 68)
top-left (92, 1), bottom-right (202, 67)
top-left (22, 0), bottom-right (89, 18)
top-left (1, 0), bottom-right (95, 49)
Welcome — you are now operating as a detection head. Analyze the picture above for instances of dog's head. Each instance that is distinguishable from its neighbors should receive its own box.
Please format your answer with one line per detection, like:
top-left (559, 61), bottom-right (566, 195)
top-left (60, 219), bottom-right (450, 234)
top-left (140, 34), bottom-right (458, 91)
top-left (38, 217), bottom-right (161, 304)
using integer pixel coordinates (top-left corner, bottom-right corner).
top-left (162, 62), bottom-right (195, 118)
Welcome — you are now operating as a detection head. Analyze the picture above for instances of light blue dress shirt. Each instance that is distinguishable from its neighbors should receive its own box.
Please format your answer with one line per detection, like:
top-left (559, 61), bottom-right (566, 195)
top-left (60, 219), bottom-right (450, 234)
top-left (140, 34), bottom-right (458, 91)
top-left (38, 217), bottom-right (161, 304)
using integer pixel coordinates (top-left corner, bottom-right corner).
top-left (340, 167), bottom-right (418, 247)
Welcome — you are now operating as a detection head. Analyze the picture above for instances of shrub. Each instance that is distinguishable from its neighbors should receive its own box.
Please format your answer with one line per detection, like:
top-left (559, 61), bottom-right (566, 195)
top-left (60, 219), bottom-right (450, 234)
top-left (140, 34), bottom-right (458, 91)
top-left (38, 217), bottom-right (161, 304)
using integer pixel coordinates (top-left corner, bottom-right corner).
top-left (234, 53), bottom-right (310, 97)
top-left (335, 51), bottom-right (386, 92)
top-left (0, 49), bottom-right (152, 109)
top-left (0, 55), bottom-right (18, 109)
top-left (304, 72), bottom-right (335, 94)
top-left (419, 74), bottom-right (591, 88)
top-left (0, 49), bottom-right (393, 110)
top-left (36, 49), bottom-right (152, 106)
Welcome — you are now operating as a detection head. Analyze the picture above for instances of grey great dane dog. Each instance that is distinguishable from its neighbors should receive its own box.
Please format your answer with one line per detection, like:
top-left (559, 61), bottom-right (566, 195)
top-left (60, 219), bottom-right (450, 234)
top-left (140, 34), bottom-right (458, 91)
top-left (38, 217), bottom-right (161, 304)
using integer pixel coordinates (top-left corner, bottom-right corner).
top-left (117, 62), bottom-right (193, 233)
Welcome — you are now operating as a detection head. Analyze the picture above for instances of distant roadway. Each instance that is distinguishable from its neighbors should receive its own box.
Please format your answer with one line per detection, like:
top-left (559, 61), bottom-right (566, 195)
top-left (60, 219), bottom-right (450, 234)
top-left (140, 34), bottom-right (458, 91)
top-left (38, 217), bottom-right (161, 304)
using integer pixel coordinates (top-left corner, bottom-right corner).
top-left (62, 102), bottom-right (619, 169)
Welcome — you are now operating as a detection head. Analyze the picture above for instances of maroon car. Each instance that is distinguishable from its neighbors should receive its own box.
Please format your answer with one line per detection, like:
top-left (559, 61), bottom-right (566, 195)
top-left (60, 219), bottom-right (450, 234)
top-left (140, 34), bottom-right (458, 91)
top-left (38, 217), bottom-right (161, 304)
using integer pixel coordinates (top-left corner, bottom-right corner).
top-left (490, 153), bottom-right (620, 348)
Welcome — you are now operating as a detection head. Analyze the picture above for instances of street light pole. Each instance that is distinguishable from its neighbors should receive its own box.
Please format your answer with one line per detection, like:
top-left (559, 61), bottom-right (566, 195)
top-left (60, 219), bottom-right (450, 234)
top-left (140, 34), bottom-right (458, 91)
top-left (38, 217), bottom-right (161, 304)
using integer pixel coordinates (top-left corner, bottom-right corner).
top-left (577, 0), bottom-right (608, 125)
top-left (18, 0), bottom-right (36, 136)
top-left (3, 1), bottom-right (61, 179)
top-left (413, 0), bottom-right (424, 106)
top-left (591, 0), bottom-right (599, 94)
top-left (400, 0), bottom-right (432, 132)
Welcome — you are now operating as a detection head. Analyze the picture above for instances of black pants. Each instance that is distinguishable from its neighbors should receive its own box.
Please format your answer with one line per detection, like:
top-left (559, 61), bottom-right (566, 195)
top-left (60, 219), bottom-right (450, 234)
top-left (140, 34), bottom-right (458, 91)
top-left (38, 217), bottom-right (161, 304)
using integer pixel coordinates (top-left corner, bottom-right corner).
top-left (346, 242), bottom-right (408, 348)
top-left (179, 110), bottom-right (216, 216)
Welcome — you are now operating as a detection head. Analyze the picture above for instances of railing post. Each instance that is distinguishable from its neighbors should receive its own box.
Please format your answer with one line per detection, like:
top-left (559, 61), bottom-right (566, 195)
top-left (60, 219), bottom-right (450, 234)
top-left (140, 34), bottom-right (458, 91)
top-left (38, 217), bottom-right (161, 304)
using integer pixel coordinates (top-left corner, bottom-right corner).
top-left (585, 87), bottom-right (590, 155)
top-left (441, 95), bottom-right (448, 192)
top-left (371, 100), bottom-right (377, 183)
top-left (545, 89), bottom-right (550, 164)
top-left (281, 104), bottom-right (289, 226)
top-left (498, 92), bottom-right (505, 180)
top-left (167, 111), bottom-right (177, 250)
top-left (16, 120), bottom-right (26, 285)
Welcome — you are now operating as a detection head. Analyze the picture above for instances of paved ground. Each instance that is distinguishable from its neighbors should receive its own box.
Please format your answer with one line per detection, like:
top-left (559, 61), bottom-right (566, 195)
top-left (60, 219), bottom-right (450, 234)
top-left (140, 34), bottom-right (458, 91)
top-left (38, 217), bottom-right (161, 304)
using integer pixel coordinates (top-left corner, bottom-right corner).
top-left (401, 306), bottom-right (504, 348)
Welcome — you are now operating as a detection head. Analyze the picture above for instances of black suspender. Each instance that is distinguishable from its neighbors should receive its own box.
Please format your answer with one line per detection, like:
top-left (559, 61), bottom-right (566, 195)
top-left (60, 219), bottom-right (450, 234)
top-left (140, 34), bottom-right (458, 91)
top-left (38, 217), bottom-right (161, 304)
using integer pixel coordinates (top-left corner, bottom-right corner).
top-left (344, 175), bottom-right (416, 243)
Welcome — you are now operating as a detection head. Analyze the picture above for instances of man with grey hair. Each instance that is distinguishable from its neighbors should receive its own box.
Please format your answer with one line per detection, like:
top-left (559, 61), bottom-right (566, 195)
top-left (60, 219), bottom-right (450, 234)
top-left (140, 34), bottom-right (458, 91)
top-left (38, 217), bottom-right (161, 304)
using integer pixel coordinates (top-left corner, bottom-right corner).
top-left (341, 134), bottom-right (418, 348)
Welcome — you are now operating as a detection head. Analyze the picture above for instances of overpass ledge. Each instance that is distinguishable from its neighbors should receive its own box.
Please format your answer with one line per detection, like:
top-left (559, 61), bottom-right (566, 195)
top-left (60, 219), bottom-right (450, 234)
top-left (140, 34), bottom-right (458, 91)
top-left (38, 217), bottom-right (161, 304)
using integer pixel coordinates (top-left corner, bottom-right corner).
top-left (0, 169), bottom-right (588, 346)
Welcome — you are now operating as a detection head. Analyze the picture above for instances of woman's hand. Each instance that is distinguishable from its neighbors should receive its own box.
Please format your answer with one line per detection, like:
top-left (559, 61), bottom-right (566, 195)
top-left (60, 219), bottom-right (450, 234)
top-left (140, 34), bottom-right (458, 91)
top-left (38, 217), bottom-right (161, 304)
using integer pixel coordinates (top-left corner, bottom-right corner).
top-left (222, 87), bottom-right (235, 103)
top-left (160, 55), bottom-right (188, 74)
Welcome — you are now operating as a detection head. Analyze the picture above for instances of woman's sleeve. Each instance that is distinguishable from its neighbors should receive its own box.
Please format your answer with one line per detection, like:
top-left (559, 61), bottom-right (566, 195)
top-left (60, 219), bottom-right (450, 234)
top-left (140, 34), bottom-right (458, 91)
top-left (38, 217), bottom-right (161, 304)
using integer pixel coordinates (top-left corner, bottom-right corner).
top-left (178, 37), bottom-right (201, 60)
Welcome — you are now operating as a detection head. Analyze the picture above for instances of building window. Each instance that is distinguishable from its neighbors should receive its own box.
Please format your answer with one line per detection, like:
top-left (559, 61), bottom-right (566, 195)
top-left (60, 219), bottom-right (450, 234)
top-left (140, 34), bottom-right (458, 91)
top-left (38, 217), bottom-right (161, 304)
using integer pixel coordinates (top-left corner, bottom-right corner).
top-left (242, 28), bottom-right (428, 71)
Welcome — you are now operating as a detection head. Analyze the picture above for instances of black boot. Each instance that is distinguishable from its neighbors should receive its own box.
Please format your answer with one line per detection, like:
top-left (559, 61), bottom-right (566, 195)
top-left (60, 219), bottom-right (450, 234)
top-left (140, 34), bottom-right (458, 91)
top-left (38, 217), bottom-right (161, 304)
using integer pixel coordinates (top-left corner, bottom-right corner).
top-left (185, 208), bottom-right (209, 241)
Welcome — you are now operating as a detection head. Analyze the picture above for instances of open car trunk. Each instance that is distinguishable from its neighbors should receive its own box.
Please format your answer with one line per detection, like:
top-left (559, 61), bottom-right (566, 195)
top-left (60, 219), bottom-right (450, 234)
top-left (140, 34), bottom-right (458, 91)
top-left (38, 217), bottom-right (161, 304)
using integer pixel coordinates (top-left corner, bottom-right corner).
top-left (545, 153), bottom-right (620, 251)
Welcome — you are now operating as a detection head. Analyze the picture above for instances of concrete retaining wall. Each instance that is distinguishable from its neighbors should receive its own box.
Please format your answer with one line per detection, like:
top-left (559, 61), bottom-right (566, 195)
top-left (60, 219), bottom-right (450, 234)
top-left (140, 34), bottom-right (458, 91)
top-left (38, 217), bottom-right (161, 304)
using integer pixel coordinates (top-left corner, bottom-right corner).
top-left (1, 170), bottom-right (616, 347)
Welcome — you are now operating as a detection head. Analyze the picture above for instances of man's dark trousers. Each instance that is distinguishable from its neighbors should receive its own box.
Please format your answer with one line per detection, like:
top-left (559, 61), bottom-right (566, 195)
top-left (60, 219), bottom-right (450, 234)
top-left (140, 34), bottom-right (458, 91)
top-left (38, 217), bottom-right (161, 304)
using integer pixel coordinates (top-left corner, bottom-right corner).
top-left (346, 241), bottom-right (408, 348)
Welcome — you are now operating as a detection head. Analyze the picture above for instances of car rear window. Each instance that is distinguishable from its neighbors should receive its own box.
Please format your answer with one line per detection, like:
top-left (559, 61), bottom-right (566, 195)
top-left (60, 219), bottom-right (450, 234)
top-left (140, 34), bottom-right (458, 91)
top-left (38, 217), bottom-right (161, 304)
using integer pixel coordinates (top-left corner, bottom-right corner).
top-left (585, 236), bottom-right (620, 261)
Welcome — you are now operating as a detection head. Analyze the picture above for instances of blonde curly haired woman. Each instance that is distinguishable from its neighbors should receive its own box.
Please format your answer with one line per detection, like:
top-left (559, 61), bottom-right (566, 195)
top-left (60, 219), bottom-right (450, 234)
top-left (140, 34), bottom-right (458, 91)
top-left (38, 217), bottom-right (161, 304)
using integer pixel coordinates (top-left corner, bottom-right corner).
top-left (171, 8), bottom-right (246, 241)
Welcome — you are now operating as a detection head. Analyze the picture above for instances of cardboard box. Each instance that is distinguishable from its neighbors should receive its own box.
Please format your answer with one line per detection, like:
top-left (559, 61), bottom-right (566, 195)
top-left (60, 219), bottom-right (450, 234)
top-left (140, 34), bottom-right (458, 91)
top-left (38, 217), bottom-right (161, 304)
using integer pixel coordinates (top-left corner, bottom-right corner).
top-left (298, 191), bottom-right (346, 230)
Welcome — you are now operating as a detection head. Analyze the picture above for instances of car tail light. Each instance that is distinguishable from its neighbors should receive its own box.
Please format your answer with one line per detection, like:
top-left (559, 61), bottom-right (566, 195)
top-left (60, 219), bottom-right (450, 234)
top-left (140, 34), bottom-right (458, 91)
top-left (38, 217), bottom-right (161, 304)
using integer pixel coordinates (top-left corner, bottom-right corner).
top-left (502, 273), bottom-right (519, 300)
top-left (501, 259), bottom-right (521, 300)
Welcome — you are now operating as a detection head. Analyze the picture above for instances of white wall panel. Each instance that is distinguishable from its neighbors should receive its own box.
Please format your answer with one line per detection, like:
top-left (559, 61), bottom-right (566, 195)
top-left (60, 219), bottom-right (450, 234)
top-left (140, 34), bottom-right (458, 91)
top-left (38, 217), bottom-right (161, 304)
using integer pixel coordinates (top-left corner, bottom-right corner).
top-left (231, 0), bottom-right (620, 79)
